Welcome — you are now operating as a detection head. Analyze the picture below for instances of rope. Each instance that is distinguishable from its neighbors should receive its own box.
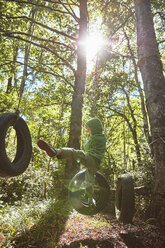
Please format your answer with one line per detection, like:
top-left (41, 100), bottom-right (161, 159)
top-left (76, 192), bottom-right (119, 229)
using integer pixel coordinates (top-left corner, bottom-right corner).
top-left (122, 56), bottom-right (127, 170)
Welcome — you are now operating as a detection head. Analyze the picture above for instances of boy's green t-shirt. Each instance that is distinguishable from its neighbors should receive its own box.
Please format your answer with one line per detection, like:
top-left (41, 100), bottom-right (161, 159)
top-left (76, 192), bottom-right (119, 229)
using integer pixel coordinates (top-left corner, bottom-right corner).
top-left (84, 118), bottom-right (106, 161)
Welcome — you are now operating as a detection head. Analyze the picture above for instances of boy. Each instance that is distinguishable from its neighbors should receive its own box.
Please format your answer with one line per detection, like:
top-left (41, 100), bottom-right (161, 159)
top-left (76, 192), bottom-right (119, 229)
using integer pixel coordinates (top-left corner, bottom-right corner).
top-left (37, 117), bottom-right (106, 174)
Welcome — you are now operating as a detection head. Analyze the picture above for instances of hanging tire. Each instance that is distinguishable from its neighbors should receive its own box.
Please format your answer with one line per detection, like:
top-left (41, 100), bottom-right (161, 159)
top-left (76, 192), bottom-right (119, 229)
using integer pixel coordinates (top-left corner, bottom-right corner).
top-left (115, 173), bottom-right (135, 223)
top-left (68, 169), bottom-right (110, 215)
top-left (0, 113), bottom-right (32, 177)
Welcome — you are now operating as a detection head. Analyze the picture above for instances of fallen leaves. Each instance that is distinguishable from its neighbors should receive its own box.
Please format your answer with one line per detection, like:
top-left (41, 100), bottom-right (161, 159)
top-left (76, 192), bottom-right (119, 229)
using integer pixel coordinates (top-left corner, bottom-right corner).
top-left (58, 212), bottom-right (165, 248)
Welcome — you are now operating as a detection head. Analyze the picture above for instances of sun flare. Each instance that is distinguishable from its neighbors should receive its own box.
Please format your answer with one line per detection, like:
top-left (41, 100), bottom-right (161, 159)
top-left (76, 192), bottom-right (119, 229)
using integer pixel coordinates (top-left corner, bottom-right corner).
top-left (78, 19), bottom-right (107, 70)
top-left (86, 34), bottom-right (106, 61)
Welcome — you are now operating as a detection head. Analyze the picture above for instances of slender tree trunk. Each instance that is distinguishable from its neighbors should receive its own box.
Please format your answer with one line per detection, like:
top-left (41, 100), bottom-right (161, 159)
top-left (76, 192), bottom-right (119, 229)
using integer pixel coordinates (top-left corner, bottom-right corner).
top-left (124, 32), bottom-right (151, 151)
top-left (135, 0), bottom-right (165, 220)
top-left (122, 86), bottom-right (142, 166)
top-left (19, 1), bottom-right (39, 103)
top-left (65, 0), bottom-right (87, 178)
top-left (110, 107), bottom-right (141, 166)
top-left (6, 46), bottom-right (18, 93)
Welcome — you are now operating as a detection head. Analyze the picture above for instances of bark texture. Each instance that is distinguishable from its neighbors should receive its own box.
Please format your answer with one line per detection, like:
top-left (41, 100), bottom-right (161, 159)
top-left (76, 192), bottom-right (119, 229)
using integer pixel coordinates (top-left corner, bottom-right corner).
top-left (65, 0), bottom-right (87, 178)
top-left (135, 0), bottom-right (165, 220)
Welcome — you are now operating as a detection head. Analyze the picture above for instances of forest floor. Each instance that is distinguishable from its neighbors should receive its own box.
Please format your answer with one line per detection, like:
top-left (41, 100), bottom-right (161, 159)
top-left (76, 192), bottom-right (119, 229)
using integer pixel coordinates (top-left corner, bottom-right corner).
top-left (1, 208), bottom-right (165, 248)
top-left (57, 211), bottom-right (165, 248)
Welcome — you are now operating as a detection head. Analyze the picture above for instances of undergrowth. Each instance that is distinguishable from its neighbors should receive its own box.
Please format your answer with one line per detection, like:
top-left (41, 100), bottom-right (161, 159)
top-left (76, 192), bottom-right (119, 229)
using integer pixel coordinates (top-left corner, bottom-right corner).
top-left (0, 197), bottom-right (71, 248)
top-left (0, 199), bottom-right (49, 247)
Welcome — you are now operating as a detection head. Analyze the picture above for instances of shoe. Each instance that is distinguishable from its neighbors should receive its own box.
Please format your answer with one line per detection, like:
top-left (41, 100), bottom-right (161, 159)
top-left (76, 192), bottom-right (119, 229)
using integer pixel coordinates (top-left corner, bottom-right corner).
top-left (37, 140), bottom-right (57, 157)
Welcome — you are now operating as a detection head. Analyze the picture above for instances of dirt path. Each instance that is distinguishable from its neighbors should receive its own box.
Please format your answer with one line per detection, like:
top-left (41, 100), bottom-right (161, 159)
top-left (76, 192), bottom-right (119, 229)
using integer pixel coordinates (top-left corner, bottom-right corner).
top-left (57, 211), bottom-right (165, 248)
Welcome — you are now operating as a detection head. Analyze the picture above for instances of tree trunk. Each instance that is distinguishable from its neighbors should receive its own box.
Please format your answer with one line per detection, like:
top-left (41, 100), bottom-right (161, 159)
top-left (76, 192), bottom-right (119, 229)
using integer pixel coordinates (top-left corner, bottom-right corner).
top-left (19, 1), bottom-right (39, 103)
top-left (6, 46), bottom-right (18, 94)
top-left (135, 0), bottom-right (165, 221)
top-left (122, 86), bottom-right (142, 166)
top-left (65, 0), bottom-right (87, 178)
top-left (124, 32), bottom-right (151, 152)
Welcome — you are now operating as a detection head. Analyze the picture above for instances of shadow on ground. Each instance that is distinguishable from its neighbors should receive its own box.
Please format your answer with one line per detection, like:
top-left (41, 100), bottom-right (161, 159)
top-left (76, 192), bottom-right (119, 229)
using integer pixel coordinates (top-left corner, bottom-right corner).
top-left (60, 239), bottom-right (114, 248)
top-left (13, 197), bottom-right (72, 248)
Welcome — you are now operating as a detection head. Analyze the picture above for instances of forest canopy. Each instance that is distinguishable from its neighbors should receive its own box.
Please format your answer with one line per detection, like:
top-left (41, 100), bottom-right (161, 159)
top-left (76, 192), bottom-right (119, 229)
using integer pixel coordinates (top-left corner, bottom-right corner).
top-left (0, 0), bottom-right (165, 246)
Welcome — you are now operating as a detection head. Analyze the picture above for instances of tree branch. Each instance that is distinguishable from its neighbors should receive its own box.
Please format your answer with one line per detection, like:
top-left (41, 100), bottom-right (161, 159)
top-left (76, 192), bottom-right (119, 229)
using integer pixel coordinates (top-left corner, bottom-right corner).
top-left (0, 61), bottom-right (14, 67)
top-left (5, 0), bottom-right (79, 21)
top-left (158, 39), bottom-right (165, 45)
top-left (1, 32), bottom-right (76, 73)
top-left (36, 0), bottom-right (79, 7)
top-left (109, 11), bottom-right (135, 39)
top-left (103, 105), bottom-right (134, 134)
top-left (1, 15), bottom-right (77, 41)
top-left (32, 101), bottom-right (71, 109)
top-left (1, 30), bottom-right (75, 51)
top-left (1, 58), bottom-right (75, 88)
top-left (154, 11), bottom-right (165, 20)
top-left (58, 0), bottom-right (79, 22)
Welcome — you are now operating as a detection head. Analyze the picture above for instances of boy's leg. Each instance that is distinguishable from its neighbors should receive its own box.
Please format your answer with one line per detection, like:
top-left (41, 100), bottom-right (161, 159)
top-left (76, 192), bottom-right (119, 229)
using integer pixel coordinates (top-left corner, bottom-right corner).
top-left (80, 155), bottom-right (100, 204)
top-left (37, 142), bottom-right (100, 174)
top-left (60, 149), bottom-right (100, 174)
top-left (58, 148), bottom-right (85, 161)
top-left (80, 153), bottom-right (100, 174)
top-left (37, 141), bottom-right (85, 160)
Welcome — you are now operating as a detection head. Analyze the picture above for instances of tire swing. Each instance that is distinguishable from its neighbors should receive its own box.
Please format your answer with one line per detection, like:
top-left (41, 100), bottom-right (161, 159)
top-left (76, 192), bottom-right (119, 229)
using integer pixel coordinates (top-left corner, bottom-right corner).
top-left (68, 169), bottom-right (110, 215)
top-left (115, 173), bottom-right (135, 223)
top-left (0, 113), bottom-right (32, 177)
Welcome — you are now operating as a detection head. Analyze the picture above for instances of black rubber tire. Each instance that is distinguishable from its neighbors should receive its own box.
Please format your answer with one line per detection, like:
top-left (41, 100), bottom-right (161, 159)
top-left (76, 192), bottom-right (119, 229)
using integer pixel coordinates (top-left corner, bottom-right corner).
top-left (68, 169), bottom-right (110, 215)
top-left (0, 113), bottom-right (32, 177)
top-left (115, 173), bottom-right (135, 223)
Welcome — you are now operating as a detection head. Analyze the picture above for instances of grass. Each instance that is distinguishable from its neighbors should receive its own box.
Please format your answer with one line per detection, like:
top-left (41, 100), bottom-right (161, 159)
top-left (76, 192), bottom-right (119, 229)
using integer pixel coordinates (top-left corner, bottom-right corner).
top-left (0, 199), bottom-right (48, 247)
top-left (0, 197), bottom-right (71, 248)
